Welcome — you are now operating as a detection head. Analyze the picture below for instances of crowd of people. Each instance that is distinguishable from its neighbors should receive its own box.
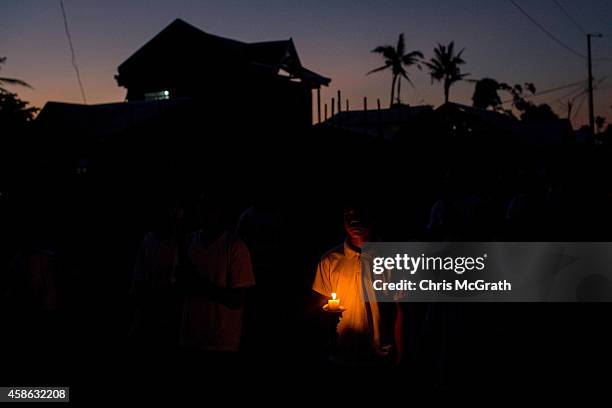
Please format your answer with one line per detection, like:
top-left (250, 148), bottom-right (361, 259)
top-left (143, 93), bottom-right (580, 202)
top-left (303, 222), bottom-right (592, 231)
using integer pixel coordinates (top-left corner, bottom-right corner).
top-left (1, 143), bottom-right (612, 391)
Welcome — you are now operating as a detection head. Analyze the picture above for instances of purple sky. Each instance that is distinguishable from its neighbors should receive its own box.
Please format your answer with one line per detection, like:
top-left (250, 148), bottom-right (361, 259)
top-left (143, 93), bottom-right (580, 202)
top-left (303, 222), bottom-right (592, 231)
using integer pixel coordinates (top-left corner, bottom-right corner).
top-left (2, 0), bottom-right (612, 127)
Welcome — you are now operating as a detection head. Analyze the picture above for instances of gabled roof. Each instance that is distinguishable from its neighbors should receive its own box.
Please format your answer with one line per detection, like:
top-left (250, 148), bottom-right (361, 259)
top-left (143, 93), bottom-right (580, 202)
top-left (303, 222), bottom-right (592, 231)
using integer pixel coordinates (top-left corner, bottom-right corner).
top-left (248, 40), bottom-right (300, 70)
top-left (116, 18), bottom-right (330, 88)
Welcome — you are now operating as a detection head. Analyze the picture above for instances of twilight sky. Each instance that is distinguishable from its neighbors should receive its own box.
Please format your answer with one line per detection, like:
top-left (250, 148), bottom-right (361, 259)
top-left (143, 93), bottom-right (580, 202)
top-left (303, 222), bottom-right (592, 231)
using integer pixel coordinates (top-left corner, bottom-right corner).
top-left (2, 0), bottom-right (612, 127)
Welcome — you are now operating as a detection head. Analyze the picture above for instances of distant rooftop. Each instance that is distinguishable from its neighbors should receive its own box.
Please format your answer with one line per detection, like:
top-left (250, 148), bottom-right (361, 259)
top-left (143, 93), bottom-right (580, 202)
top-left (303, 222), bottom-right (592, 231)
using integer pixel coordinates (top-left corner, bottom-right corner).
top-left (35, 98), bottom-right (191, 138)
top-left (320, 104), bottom-right (434, 139)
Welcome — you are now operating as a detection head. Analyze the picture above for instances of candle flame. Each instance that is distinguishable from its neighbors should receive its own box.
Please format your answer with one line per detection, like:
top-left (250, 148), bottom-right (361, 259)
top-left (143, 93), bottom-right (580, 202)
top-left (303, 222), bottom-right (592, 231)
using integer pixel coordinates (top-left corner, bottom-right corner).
top-left (331, 292), bottom-right (337, 300)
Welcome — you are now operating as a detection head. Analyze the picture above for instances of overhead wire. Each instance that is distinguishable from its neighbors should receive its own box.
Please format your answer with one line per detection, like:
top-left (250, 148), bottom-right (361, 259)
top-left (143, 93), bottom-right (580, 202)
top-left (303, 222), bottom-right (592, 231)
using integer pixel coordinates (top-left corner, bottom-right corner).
top-left (60, 0), bottom-right (87, 104)
top-left (551, 0), bottom-right (587, 35)
top-left (508, 0), bottom-right (587, 59)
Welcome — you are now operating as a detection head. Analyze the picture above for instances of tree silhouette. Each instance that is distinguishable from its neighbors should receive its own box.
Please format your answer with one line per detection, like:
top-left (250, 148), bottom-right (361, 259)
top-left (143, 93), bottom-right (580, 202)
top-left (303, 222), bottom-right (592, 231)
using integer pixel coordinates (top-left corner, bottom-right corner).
top-left (424, 42), bottom-right (469, 104)
top-left (471, 78), bottom-right (505, 110)
top-left (507, 83), bottom-right (536, 112)
top-left (503, 82), bottom-right (559, 122)
top-left (471, 80), bottom-right (559, 122)
top-left (0, 57), bottom-right (31, 93)
top-left (368, 34), bottom-right (423, 108)
top-left (0, 57), bottom-right (37, 126)
top-left (520, 103), bottom-right (558, 123)
top-left (0, 91), bottom-right (38, 124)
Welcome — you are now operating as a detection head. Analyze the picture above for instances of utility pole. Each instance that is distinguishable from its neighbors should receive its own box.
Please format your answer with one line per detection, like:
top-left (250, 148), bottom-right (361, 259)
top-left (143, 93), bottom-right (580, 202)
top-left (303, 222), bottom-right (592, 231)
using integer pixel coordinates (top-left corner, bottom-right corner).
top-left (587, 33), bottom-right (602, 136)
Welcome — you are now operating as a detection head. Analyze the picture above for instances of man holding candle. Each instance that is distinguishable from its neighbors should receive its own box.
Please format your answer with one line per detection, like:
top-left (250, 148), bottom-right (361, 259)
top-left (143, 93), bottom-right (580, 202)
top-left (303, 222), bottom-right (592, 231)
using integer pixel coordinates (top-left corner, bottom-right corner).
top-left (312, 205), bottom-right (403, 365)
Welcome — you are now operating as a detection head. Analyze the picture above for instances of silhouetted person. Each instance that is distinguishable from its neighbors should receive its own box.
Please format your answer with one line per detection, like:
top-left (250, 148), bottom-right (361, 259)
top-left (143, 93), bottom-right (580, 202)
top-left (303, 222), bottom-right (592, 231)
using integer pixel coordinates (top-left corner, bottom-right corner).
top-left (8, 246), bottom-right (58, 314)
top-left (504, 169), bottom-right (551, 240)
top-left (235, 193), bottom-right (285, 352)
top-left (235, 197), bottom-right (284, 285)
top-left (130, 198), bottom-right (186, 348)
top-left (4, 210), bottom-right (63, 358)
top-left (179, 193), bottom-right (255, 362)
top-left (312, 205), bottom-right (403, 366)
top-left (426, 169), bottom-right (490, 241)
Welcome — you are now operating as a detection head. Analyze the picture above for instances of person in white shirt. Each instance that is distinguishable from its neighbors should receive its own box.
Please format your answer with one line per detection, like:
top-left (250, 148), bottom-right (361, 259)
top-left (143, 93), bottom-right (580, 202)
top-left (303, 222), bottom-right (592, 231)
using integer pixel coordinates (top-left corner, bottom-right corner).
top-left (179, 193), bottom-right (255, 353)
top-left (312, 205), bottom-right (403, 365)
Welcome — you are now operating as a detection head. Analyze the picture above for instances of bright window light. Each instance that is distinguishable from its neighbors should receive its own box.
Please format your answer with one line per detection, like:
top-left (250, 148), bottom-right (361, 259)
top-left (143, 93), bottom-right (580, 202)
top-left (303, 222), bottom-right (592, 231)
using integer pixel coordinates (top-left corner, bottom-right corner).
top-left (145, 90), bottom-right (170, 101)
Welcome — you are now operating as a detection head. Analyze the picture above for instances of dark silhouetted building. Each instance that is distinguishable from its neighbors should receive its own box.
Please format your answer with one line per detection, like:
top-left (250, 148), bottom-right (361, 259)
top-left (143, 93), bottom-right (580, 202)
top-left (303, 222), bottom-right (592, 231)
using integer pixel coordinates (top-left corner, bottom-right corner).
top-left (115, 18), bottom-right (330, 129)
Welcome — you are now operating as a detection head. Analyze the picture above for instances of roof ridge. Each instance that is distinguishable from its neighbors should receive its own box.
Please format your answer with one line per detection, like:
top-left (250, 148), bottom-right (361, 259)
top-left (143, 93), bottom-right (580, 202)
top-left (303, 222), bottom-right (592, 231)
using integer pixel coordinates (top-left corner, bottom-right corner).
top-left (248, 39), bottom-right (291, 45)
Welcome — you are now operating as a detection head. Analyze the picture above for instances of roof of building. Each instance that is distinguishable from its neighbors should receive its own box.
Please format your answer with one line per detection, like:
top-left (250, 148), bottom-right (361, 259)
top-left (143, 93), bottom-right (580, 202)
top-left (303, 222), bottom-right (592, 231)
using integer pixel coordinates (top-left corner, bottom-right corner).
top-left (328, 104), bottom-right (433, 125)
top-left (320, 104), bottom-right (434, 139)
top-left (435, 102), bottom-right (520, 129)
top-left (436, 102), bottom-right (573, 144)
top-left (116, 18), bottom-right (330, 88)
top-left (35, 98), bottom-right (191, 139)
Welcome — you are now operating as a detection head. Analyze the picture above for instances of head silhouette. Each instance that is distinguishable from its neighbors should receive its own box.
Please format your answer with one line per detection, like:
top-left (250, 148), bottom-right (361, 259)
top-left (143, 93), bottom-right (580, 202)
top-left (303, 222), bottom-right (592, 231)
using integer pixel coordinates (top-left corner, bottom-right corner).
top-left (343, 205), bottom-right (372, 248)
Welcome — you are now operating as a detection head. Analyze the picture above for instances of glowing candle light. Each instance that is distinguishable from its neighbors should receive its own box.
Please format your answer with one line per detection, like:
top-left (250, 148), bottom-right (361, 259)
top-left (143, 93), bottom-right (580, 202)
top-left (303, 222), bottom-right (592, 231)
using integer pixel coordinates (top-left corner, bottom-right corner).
top-left (327, 292), bottom-right (340, 311)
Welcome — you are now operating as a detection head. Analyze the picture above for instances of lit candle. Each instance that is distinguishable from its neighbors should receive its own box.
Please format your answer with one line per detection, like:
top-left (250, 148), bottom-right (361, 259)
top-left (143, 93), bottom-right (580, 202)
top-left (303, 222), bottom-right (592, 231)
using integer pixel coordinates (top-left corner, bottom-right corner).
top-left (327, 292), bottom-right (340, 311)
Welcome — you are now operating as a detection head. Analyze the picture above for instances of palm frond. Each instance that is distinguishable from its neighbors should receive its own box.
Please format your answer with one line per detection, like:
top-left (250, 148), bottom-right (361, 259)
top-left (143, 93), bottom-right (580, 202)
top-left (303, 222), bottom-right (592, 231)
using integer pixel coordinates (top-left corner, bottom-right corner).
top-left (396, 33), bottom-right (405, 57)
top-left (371, 45), bottom-right (396, 61)
top-left (0, 57), bottom-right (32, 88)
top-left (367, 63), bottom-right (392, 75)
top-left (0, 77), bottom-right (32, 88)
top-left (456, 47), bottom-right (466, 61)
top-left (371, 45), bottom-right (390, 54)
top-left (404, 50), bottom-right (424, 59)
top-left (433, 45), bottom-right (445, 61)
top-left (402, 50), bottom-right (424, 66)
top-left (401, 71), bottom-right (416, 88)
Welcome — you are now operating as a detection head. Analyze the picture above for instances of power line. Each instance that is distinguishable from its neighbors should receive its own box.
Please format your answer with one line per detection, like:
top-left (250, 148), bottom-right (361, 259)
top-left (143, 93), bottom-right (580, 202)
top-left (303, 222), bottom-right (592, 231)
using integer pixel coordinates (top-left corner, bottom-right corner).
top-left (572, 92), bottom-right (588, 121)
top-left (529, 80), bottom-right (585, 97)
top-left (60, 1), bottom-right (87, 104)
top-left (501, 79), bottom-right (585, 104)
top-left (551, 0), bottom-right (587, 35)
top-left (554, 81), bottom-right (587, 105)
top-left (589, 34), bottom-right (612, 62)
top-left (568, 79), bottom-right (605, 122)
top-left (592, 1), bottom-right (612, 36)
top-left (591, 76), bottom-right (608, 92)
top-left (508, 0), bottom-right (587, 59)
top-left (546, 78), bottom-right (603, 116)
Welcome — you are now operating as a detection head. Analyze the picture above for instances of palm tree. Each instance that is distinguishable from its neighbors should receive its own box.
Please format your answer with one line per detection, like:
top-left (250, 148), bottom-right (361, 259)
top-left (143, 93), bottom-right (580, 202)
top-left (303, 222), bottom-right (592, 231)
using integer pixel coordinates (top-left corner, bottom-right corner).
top-left (0, 57), bottom-right (31, 93)
top-left (368, 34), bottom-right (423, 108)
top-left (424, 42), bottom-right (469, 104)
